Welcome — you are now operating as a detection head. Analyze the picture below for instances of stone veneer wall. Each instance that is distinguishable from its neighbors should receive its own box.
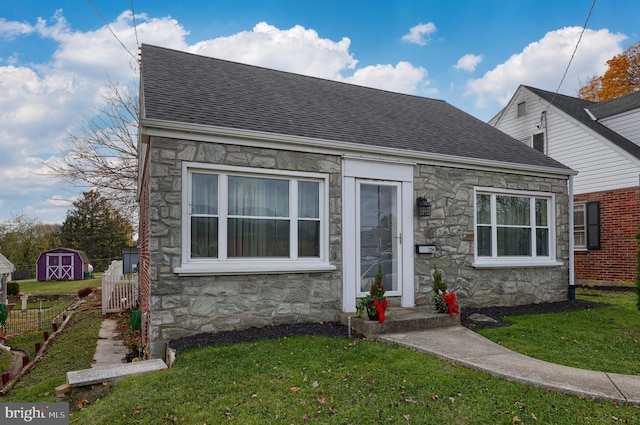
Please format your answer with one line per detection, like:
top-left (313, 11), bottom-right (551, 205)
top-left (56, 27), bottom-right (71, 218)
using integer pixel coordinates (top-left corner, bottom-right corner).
top-left (147, 137), bottom-right (343, 357)
top-left (413, 165), bottom-right (571, 308)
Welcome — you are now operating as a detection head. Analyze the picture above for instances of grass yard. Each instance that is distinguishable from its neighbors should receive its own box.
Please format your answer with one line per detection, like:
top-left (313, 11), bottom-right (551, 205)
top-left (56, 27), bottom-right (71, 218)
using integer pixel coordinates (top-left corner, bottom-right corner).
top-left (4, 288), bottom-right (640, 424)
top-left (14, 275), bottom-right (101, 296)
top-left (477, 288), bottom-right (640, 375)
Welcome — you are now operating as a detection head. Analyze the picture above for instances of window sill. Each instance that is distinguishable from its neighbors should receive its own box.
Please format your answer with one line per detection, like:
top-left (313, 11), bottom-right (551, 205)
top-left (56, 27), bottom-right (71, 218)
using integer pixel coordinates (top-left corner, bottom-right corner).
top-left (472, 259), bottom-right (564, 269)
top-left (175, 261), bottom-right (336, 276)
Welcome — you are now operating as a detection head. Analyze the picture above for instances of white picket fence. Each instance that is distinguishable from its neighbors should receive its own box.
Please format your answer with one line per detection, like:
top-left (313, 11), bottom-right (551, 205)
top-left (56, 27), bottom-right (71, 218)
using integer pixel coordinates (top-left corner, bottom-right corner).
top-left (102, 260), bottom-right (139, 315)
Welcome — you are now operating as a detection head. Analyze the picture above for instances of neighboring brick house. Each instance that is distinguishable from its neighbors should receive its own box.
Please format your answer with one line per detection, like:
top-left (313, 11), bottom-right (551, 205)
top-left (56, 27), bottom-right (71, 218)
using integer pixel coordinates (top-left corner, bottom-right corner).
top-left (138, 45), bottom-right (575, 357)
top-left (490, 86), bottom-right (640, 286)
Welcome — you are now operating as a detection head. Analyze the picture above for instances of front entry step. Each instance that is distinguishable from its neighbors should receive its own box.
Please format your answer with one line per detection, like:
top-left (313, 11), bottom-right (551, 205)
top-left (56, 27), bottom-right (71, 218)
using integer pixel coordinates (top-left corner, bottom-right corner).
top-left (338, 307), bottom-right (460, 338)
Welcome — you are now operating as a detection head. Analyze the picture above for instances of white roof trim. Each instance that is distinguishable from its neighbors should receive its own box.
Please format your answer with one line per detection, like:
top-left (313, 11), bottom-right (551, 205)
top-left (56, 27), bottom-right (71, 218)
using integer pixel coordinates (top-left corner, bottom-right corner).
top-left (140, 118), bottom-right (576, 178)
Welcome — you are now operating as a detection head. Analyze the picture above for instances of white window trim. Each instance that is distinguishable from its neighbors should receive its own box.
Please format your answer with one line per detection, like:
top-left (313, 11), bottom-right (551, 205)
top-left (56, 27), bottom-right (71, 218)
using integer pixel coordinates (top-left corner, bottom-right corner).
top-left (472, 187), bottom-right (563, 268)
top-left (175, 162), bottom-right (335, 276)
top-left (573, 202), bottom-right (587, 251)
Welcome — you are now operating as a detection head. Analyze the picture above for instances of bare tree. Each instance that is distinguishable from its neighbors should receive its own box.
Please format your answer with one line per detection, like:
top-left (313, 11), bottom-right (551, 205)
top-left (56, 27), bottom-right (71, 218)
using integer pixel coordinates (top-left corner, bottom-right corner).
top-left (46, 82), bottom-right (139, 217)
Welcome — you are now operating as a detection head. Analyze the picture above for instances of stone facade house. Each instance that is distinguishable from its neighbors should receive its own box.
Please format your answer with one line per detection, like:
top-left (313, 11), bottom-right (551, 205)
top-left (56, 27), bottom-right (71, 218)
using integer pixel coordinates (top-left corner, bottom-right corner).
top-left (490, 86), bottom-right (640, 286)
top-left (138, 45), bottom-right (575, 357)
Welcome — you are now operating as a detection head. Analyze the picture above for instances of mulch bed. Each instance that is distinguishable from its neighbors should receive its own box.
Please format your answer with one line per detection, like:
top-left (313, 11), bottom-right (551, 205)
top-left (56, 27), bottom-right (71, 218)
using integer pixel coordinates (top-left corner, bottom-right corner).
top-left (169, 299), bottom-right (611, 352)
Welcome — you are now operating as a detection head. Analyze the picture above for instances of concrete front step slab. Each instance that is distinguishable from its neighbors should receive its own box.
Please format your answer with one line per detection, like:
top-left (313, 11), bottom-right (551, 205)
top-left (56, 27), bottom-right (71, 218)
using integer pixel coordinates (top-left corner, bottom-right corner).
top-left (67, 359), bottom-right (167, 387)
top-left (339, 307), bottom-right (460, 338)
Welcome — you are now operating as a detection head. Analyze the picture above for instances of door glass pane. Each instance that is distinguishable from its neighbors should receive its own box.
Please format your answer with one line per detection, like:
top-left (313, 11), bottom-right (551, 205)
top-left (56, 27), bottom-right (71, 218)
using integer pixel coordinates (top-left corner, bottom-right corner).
top-left (360, 184), bottom-right (397, 293)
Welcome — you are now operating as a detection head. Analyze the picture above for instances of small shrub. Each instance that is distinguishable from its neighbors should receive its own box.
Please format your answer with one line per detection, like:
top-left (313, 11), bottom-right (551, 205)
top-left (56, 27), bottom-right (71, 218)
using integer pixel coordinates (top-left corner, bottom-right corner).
top-left (78, 287), bottom-right (93, 298)
top-left (7, 281), bottom-right (19, 296)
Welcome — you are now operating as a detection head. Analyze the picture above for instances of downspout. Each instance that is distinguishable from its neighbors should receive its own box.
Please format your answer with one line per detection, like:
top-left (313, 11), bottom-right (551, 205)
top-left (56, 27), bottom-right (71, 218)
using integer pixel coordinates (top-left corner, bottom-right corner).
top-left (568, 176), bottom-right (576, 300)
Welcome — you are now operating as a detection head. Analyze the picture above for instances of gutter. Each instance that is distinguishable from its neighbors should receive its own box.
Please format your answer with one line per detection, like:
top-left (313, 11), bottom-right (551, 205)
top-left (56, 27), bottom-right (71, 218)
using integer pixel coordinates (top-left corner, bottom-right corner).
top-left (140, 118), bottom-right (577, 178)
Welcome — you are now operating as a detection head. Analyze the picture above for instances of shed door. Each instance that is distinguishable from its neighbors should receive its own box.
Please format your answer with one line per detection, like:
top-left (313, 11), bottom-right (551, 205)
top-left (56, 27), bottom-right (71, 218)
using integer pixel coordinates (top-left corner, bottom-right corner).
top-left (47, 253), bottom-right (74, 281)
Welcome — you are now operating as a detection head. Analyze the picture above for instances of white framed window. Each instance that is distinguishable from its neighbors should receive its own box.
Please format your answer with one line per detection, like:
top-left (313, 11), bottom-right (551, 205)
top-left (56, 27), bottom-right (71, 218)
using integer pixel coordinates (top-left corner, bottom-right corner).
top-left (176, 163), bottom-right (335, 275)
top-left (517, 101), bottom-right (527, 117)
top-left (473, 187), bottom-right (562, 268)
top-left (574, 202), bottom-right (586, 249)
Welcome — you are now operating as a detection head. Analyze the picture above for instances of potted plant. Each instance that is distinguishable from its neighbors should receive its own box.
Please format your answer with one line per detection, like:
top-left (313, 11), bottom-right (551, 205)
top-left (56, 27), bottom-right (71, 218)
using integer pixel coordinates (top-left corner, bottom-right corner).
top-left (431, 265), bottom-right (459, 316)
top-left (357, 264), bottom-right (389, 323)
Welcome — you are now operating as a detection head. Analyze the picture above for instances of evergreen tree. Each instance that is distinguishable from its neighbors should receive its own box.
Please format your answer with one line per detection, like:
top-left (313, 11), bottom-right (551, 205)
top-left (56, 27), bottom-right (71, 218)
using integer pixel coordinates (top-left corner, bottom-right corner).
top-left (60, 190), bottom-right (134, 271)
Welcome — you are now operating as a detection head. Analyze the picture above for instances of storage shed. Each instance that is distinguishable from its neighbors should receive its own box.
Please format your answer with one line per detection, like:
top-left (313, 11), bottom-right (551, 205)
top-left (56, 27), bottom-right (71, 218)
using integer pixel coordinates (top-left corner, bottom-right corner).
top-left (36, 248), bottom-right (91, 281)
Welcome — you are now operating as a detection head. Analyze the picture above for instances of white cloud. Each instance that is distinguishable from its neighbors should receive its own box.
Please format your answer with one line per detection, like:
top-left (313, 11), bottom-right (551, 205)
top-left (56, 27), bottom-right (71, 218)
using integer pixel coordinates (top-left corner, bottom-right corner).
top-left (0, 18), bottom-right (33, 39)
top-left (190, 22), bottom-right (357, 79)
top-left (0, 13), bottom-right (433, 223)
top-left (465, 27), bottom-right (626, 108)
top-left (402, 23), bottom-right (437, 46)
top-left (455, 54), bottom-right (483, 72)
top-left (343, 62), bottom-right (428, 94)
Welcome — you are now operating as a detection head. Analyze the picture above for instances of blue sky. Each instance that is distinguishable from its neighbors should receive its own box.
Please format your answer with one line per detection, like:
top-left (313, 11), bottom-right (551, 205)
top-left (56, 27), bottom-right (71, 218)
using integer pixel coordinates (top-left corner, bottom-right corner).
top-left (1, 0), bottom-right (638, 224)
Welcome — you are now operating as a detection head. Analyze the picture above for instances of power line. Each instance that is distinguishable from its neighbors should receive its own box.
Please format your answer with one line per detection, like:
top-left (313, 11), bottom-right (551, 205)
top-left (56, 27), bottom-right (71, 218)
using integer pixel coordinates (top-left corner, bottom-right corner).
top-left (84, 0), bottom-right (137, 61)
top-left (130, 0), bottom-right (140, 50)
top-left (544, 0), bottom-right (597, 114)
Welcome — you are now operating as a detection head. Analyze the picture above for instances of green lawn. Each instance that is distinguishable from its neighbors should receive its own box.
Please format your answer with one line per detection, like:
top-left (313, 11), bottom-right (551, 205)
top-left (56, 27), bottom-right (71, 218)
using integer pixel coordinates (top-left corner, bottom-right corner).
top-left (13, 275), bottom-right (101, 296)
top-left (4, 288), bottom-right (640, 424)
top-left (478, 288), bottom-right (640, 374)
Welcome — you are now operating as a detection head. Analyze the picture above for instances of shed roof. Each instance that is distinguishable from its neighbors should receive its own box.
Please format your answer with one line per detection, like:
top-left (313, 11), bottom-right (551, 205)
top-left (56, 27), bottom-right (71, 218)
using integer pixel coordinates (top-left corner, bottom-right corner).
top-left (140, 44), bottom-right (571, 173)
top-left (0, 253), bottom-right (14, 275)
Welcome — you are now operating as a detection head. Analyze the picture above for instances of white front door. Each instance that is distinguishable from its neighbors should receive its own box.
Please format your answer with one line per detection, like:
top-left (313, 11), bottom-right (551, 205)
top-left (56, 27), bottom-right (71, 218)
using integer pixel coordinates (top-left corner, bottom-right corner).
top-left (357, 181), bottom-right (401, 296)
top-left (342, 158), bottom-right (415, 312)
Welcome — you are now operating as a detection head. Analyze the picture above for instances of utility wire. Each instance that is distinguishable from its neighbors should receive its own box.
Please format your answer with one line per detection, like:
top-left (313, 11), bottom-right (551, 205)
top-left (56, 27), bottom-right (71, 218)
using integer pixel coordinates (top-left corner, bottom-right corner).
top-left (130, 0), bottom-right (140, 49)
top-left (85, 0), bottom-right (137, 60)
top-left (544, 0), bottom-right (597, 114)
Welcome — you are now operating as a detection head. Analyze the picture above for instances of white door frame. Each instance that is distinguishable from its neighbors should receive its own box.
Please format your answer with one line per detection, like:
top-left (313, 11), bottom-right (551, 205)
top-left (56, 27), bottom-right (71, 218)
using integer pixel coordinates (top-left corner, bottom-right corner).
top-left (342, 158), bottom-right (415, 312)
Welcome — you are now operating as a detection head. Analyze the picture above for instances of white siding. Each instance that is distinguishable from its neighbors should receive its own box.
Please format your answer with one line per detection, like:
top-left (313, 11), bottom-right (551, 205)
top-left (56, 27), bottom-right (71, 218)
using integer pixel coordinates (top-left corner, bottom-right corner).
top-left (599, 108), bottom-right (640, 146)
top-left (492, 87), bottom-right (640, 195)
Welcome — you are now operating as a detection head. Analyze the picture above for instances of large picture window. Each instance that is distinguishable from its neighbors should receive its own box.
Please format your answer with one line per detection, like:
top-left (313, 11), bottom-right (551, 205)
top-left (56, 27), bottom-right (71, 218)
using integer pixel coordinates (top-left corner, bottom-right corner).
top-left (178, 163), bottom-right (333, 275)
top-left (474, 188), bottom-right (559, 267)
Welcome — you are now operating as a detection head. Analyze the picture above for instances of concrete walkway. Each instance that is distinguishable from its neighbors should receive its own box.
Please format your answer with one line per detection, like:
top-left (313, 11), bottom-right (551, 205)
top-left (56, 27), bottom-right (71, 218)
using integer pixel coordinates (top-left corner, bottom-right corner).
top-left (65, 318), bottom-right (167, 388)
top-left (379, 326), bottom-right (640, 405)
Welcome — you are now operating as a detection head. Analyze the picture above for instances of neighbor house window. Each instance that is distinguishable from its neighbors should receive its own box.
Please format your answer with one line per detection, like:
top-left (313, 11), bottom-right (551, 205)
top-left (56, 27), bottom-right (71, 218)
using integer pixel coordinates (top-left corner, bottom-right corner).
top-left (474, 188), bottom-right (559, 267)
top-left (517, 101), bottom-right (527, 117)
top-left (573, 202), bottom-right (586, 249)
top-left (532, 133), bottom-right (544, 153)
top-left (177, 163), bottom-right (333, 275)
top-left (574, 201), bottom-right (600, 250)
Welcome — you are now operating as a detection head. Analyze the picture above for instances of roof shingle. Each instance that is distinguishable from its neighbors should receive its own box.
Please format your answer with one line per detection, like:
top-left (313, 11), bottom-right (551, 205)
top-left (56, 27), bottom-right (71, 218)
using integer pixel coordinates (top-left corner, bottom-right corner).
top-left (141, 44), bottom-right (570, 171)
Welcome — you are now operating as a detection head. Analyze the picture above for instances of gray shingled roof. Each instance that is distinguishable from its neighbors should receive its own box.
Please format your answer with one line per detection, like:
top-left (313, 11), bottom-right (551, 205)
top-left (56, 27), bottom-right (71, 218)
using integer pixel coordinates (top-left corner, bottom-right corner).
top-left (524, 86), bottom-right (640, 160)
top-left (140, 44), bottom-right (570, 171)
top-left (587, 90), bottom-right (640, 119)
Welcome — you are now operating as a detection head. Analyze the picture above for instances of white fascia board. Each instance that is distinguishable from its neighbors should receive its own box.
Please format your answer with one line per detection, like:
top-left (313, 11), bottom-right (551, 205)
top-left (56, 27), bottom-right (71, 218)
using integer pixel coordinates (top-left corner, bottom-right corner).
top-left (140, 118), bottom-right (576, 178)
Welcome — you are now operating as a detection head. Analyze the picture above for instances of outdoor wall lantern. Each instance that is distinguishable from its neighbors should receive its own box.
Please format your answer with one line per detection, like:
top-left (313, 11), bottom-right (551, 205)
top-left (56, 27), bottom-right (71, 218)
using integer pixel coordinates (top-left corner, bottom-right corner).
top-left (416, 197), bottom-right (431, 217)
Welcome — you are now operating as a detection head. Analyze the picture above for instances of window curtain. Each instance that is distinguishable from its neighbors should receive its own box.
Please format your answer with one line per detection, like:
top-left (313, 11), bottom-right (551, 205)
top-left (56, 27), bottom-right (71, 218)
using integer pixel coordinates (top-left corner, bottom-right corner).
top-left (228, 176), bottom-right (289, 257)
top-left (496, 196), bottom-right (530, 256)
top-left (191, 173), bottom-right (218, 257)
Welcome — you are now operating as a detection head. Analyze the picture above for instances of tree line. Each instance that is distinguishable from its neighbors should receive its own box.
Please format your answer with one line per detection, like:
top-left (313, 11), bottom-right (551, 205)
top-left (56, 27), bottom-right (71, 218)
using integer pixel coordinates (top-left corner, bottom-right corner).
top-left (0, 190), bottom-right (134, 279)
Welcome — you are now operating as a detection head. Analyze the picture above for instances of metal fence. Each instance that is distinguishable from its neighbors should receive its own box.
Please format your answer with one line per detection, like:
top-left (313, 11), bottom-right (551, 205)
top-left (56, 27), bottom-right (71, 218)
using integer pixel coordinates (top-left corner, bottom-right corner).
top-left (3, 307), bottom-right (66, 335)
